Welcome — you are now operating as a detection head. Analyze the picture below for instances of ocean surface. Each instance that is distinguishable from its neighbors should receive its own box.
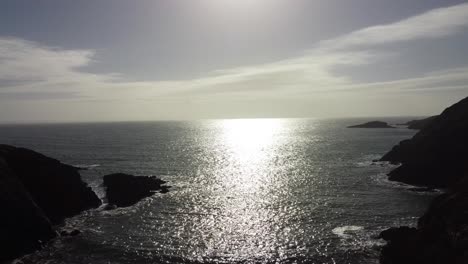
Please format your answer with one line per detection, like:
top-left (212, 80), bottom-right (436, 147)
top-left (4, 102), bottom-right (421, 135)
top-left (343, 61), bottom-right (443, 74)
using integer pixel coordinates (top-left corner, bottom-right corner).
top-left (0, 118), bottom-right (436, 264)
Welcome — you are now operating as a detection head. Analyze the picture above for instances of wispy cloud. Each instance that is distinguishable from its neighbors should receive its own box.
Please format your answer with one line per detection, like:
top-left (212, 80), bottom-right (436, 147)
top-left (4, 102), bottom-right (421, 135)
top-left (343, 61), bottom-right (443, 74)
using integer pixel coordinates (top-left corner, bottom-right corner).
top-left (1, 3), bottom-right (468, 120)
top-left (0, 37), bottom-right (115, 99)
top-left (319, 3), bottom-right (468, 50)
top-left (140, 2), bottom-right (468, 97)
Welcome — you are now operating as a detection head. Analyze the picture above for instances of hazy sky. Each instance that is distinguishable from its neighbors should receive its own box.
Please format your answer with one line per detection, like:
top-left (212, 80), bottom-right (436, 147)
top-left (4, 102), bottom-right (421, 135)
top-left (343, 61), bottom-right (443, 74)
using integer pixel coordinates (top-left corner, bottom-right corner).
top-left (1, 0), bottom-right (468, 122)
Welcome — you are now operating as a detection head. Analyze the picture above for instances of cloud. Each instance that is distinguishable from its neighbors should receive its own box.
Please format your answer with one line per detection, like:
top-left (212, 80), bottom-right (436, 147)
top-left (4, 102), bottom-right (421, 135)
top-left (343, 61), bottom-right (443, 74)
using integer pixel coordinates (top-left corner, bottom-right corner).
top-left (1, 2), bottom-right (468, 121)
top-left (147, 2), bottom-right (468, 97)
top-left (319, 3), bottom-right (468, 50)
top-left (0, 91), bottom-right (85, 100)
top-left (0, 37), bottom-right (115, 96)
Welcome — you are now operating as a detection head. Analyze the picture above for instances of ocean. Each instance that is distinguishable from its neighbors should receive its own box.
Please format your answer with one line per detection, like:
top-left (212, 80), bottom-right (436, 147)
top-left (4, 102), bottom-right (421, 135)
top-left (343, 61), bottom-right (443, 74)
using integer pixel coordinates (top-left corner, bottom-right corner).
top-left (0, 118), bottom-right (436, 264)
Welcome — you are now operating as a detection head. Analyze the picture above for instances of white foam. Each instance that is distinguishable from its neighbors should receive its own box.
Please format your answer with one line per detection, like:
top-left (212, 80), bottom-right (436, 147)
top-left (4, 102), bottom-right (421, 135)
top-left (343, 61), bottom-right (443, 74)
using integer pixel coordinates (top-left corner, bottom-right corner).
top-left (74, 164), bottom-right (101, 169)
top-left (332, 225), bottom-right (364, 238)
top-left (371, 173), bottom-right (443, 195)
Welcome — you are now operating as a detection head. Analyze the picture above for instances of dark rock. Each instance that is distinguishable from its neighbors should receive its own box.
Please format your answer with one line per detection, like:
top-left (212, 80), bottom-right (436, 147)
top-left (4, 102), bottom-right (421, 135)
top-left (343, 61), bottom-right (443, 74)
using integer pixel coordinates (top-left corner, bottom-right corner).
top-left (399, 116), bottom-right (438, 130)
top-left (380, 178), bottom-right (468, 264)
top-left (0, 158), bottom-right (56, 261)
top-left (0, 144), bottom-right (101, 261)
top-left (407, 187), bottom-right (436, 193)
top-left (380, 96), bottom-right (468, 188)
top-left (379, 226), bottom-right (418, 241)
top-left (103, 203), bottom-right (118, 210)
top-left (0, 145), bottom-right (102, 224)
top-left (103, 173), bottom-right (169, 207)
top-left (348, 121), bottom-right (395, 128)
top-left (60, 229), bottom-right (81, 237)
top-left (379, 97), bottom-right (468, 263)
top-left (160, 186), bottom-right (170, 194)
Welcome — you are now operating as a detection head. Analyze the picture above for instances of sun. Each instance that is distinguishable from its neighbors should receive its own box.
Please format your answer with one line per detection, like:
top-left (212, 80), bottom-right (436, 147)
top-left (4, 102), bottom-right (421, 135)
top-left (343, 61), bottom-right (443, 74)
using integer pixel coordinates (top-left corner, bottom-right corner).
top-left (203, 0), bottom-right (268, 9)
top-left (200, 0), bottom-right (283, 19)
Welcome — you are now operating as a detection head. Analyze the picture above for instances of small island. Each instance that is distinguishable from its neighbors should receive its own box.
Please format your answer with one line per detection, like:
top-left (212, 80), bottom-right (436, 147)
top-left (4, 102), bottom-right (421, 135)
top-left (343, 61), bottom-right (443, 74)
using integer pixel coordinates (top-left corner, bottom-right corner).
top-left (347, 121), bottom-right (395, 128)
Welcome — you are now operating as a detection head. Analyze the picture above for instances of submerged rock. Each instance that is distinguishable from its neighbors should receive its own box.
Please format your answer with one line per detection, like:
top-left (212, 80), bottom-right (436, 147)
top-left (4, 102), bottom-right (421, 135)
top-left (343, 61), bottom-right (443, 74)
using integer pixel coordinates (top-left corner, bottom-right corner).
top-left (103, 173), bottom-right (169, 207)
top-left (348, 121), bottom-right (395, 128)
top-left (60, 229), bottom-right (81, 237)
top-left (380, 96), bottom-right (468, 188)
top-left (0, 144), bottom-right (102, 261)
top-left (407, 187), bottom-right (437, 193)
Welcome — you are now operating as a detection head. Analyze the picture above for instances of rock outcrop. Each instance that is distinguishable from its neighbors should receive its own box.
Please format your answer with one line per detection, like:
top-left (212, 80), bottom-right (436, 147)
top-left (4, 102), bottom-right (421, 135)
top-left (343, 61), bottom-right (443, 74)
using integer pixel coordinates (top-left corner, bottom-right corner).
top-left (399, 116), bottom-right (438, 130)
top-left (0, 158), bottom-right (56, 261)
top-left (380, 96), bottom-right (468, 188)
top-left (348, 121), bottom-right (395, 128)
top-left (0, 145), bottom-right (101, 261)
top-left (103, 173), bottom-right (169, 207)
top-left (380, 178), bottom-right (468, 264)
top-left (379, 96), bottom-right (468, 263)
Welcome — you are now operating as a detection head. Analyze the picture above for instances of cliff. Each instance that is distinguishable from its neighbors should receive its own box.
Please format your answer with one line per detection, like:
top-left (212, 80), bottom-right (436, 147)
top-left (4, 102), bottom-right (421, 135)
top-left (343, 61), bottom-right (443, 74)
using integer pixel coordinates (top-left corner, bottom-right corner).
top-left (379, 96), bottom-right (468, 263)
top-left (380, 178), bottom-right (468, 264)
top-left (400, 116), bottom-right (438, 130)
top-left (0, 145), bottom-right (101, 261)
top-left (380, 97), bottom-right (468, 188)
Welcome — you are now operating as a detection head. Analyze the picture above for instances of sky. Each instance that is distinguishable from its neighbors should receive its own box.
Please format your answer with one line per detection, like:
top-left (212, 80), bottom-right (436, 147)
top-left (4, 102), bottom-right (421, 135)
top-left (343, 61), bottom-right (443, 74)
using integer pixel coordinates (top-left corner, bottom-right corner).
top-left (1, 0), bottom-right (468, 123)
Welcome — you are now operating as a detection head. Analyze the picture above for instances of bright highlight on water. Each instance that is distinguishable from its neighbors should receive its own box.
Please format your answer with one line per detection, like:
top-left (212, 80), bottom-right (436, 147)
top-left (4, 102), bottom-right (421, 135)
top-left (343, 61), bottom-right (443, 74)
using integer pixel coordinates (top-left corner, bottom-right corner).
top-left (0, 118), bottom-right (435, 263)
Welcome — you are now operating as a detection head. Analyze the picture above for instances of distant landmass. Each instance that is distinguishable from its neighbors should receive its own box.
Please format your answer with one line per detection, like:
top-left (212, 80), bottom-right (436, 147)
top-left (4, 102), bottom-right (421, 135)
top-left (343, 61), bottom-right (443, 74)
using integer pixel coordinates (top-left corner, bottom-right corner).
top-left (379, 96), bottom-right (468, 264)
top-left (348, 121), bottom-right (395, 128)
top-left (398, 115), bottom-right (438, 130)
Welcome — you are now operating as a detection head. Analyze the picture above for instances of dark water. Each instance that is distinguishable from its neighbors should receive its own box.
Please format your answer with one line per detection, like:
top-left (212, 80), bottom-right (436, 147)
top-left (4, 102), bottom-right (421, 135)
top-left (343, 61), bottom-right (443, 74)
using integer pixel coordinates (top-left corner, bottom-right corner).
top-left (0, 118), bottom-right (435, 264)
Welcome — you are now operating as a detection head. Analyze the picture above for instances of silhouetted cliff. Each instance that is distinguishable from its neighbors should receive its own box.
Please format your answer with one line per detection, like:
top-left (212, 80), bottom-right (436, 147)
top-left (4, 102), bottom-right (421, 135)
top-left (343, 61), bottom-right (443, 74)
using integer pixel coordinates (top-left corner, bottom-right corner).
top-left (379, 96), bottom-right (468, 263)
top-left (399, 116), bottom-right (438, 130)
top-left (0, 145), bottom-right (101, 261)
top-left (380, 97), bottom-right (468, 187)
top-left (380, 178), bottom-right (468, 264)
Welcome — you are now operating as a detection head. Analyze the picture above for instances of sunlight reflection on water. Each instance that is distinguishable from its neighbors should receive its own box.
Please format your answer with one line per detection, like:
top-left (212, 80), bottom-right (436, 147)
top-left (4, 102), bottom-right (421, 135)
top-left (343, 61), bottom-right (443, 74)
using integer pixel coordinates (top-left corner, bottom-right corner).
top-left (210, 119), bottom-right (296, 261)
top-left (1, 118), bottom-right (436, 263)
top-left (217, 119), bottom-right (288, 192)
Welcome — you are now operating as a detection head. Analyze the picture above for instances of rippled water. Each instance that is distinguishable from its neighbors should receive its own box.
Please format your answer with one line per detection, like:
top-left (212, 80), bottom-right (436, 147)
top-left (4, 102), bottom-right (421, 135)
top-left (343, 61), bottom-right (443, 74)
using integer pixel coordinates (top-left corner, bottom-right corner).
top-left (0, 118), bottom-right (435, 264)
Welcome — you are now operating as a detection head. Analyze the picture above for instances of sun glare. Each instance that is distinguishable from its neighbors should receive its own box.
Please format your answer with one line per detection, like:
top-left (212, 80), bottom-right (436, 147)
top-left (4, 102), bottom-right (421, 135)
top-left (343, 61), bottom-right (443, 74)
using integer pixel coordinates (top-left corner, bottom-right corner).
top-left (212, 119), bottom-right (287, 193)
top-left (221, 119), bottom-right (283, 159)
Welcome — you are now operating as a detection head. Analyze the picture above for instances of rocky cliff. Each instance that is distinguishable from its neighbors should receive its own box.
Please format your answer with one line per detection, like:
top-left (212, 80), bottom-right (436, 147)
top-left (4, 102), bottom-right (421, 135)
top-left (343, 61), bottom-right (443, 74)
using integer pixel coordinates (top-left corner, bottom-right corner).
top-left (380, 97), bottom-right (468, 188)
top-left (379, 96), bottom-right (468, 263)
top-left (380, 177), bottom-right (468, 264)
top-left (400, 116), bottom-right (438, 130)
top-left (0, 145), bottom-right (101, 261)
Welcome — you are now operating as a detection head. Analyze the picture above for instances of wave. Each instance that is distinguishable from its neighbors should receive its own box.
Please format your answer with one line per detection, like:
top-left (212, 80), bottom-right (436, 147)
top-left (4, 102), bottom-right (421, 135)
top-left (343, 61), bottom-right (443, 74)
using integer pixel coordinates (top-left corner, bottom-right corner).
top-left (332, 225), bottom-right (364, 238)
top-left (371, 173), bottom-right (443, 195)
top-left (74, 164), bottom-right (101, 170)
top-left (355, 153), bottom-right (399, 169)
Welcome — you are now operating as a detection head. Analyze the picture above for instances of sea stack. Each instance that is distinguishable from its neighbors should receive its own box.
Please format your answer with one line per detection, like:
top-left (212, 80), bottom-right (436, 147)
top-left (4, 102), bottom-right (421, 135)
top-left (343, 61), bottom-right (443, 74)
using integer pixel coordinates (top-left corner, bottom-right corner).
top-left (103, 173), bottom-right (170, 207)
